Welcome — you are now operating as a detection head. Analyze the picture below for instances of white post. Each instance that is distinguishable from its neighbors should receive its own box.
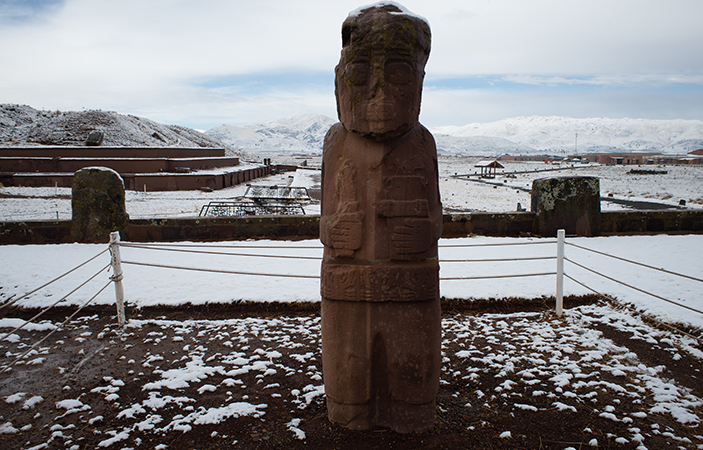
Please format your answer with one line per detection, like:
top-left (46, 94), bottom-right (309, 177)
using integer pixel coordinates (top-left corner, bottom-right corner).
top-left (109, 231), bottom-right (126, 327)
top-left (556, 229), bottom-right (565, 317)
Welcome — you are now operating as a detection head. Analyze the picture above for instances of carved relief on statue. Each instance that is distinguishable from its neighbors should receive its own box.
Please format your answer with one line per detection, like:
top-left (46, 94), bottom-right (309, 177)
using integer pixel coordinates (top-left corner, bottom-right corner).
top-left (320, 159), bottom-right (364, 258)
top-left (320, 262), bottom-right (439, 302)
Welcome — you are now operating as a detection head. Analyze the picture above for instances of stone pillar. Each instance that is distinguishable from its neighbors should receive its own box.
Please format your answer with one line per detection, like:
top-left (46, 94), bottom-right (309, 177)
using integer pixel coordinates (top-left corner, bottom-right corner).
top-left (531, 176), bottom-right (600, 237)
top-left (72, 167), bottom-right (129, 243)
top-left (320, 4), bottom-right (441, 433)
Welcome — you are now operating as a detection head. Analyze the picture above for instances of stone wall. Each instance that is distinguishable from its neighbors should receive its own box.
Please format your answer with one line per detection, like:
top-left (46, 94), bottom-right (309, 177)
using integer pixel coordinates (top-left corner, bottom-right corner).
top-left (1, 165), bottom-right (269, 191)
top-left (0, 156), bottom-right (240, 174)
top-left (600, 209), bottom-right (703, 234)
top-left (0, 147), bottom-right (225, 158)
top-left (2, 210), bottom-right (702, 245)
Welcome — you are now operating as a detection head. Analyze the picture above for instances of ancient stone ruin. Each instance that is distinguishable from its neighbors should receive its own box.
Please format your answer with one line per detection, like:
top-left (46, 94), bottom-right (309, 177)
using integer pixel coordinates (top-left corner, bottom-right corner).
top-left (320, 3), bottom-right (442, 433)
top-left (72, 167), bottom-right (129, 243)
top-left (531, 176), bottom-right (601, 237)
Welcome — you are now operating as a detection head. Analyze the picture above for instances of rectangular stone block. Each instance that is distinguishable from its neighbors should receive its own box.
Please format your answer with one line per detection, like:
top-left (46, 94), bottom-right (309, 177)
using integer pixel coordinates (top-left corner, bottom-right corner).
top-left (531, 176), bottom-right (600, 237)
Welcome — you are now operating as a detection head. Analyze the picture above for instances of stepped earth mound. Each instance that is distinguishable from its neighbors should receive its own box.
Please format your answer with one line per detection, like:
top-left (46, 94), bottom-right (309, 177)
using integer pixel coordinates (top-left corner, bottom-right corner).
top-left (0, 104), bottom-right (240, 156)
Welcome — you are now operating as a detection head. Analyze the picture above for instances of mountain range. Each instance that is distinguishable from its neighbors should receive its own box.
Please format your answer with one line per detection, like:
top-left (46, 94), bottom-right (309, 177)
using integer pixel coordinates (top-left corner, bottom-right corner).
top-left (206, 114), bottom-right (703, 156)
top-left (3, 104), bottom-right (701, 156)
top-left (206, 114), bottom-right (336, 155)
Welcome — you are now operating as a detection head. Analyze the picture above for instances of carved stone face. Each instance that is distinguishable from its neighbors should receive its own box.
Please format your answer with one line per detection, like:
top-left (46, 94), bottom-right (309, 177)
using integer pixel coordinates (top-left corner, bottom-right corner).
top-left (335, 4), bottom-right (430, 140)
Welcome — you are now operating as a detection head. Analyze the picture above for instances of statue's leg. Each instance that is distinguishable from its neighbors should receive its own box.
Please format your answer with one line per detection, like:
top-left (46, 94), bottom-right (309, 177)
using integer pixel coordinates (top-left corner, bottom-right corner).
top-left (321, 298), bottom-right (373, 429)
top-left (382, 298), bottom-right (441, 433)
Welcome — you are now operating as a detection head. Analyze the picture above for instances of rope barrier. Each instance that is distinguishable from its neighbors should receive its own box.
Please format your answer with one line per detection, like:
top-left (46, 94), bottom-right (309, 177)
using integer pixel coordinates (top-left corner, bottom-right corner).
top-left (121, 260), bottom-right (321, 279)
top-left (0, 248), bottom-right (110, 311)
top-left (565, 242), bottom-right (703, 284)
top-left (120, 239), bottom-right (556, 250)
top-left (440, 272), bottom-right (556, 281)
top-left (441, 256), bottom-right (555, 263)
top-left (120, 242), bottom-right (323, 250)
top-left (564, 257), bottom-right (703, 316)
top-left (563, 273), bottom-right (702, 343)
top-left (439, 240), bottom-right (557, 248)
top-left (0, 263), bottom-right (111, 342)
top-left (1, 280), bottom-right (112, 374)
top-left (563, 273), bottom-right (598, 294)
top-left (120, 243), bottom-right (322, 260)
top-left (121, 243), bottom-right (554, 264)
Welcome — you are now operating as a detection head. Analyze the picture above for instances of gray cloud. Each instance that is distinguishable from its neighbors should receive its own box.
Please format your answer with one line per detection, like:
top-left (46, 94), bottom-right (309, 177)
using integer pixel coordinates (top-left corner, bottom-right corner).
top-left (1, 0), bottom-right (701, 128)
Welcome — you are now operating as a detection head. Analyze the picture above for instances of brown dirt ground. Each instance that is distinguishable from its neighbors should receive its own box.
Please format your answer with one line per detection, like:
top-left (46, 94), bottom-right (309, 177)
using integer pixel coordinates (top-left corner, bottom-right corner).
top-left (1, 296), bottom-right (702, 450)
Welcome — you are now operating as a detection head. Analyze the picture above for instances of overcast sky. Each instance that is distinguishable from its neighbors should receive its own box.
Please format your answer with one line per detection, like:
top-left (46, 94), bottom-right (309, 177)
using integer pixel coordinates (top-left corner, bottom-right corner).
top-left (1, 0), bottom-right (702, 130)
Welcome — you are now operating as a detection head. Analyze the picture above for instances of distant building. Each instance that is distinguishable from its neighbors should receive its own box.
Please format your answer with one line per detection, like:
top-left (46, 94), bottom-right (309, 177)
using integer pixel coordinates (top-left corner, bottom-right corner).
top-left (578, 151), bottom-right (703, 165)
top-left (579, 152), bottom-right (661, 165)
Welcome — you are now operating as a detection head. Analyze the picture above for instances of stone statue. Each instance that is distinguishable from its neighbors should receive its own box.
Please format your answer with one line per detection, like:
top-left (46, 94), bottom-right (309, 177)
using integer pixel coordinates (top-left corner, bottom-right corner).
top-left (72, 167), bottom-right (129, 243)
top-left (320, 3), bottom-right (442, 433)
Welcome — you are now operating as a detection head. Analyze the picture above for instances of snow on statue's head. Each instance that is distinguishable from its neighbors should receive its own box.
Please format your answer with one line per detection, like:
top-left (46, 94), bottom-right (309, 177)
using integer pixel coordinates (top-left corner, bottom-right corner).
top-left (335, 2), bottom-right (431, 140)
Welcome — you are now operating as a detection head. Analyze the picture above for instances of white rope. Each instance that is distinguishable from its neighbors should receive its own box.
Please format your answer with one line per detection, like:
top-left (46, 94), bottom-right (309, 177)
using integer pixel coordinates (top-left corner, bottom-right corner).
top-left (0, 263), bottom-right (111, 342)
top-left (0, 248), bottom-right (110, 311)
top-left (563, 273), bottom-right (702, 343)
top-left (565, 242), bottom-right (703, 284)
top-left (122, 261), bottom-right (556, 281)
top-left (120, 242), bottom-right (323, 250)
top-left (118, 239), bottom-right (558, 253)
top-left (564, 273), bottom-right (599, 294)
top-left (121, 243), bottom-right (554, 264)
top-left (441, 272), bottom-right (556, 281)
top-left (1, 280), bottom-right (112, 373)
top-left (441, 256), bottom-right (555, 263)
top-left (565, 257), bottom-right (703, 316)
top-left (439, 240), bottom-right (557, 248)
top-left (121, 260), bottom-right (321, 279)
top-left (120, 243), bottom-right (322, 260)
top-left (120, 240), bottom-right (555, 250)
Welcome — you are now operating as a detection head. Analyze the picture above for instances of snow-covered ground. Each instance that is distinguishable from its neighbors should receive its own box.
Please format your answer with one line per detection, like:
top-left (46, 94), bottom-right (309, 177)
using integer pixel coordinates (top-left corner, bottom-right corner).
top-left (438, 158), bottom-right (703, 212)
top-left (0, 234), bottom-right (701, 331)
top-left (1, 161), bottom-right (702, 448)
top-left (0, 159), bottom-right (702, 330)
top-left (1, 159), bottom-right (702, 221)
top-left (1, 305), bottom-right (701, 448)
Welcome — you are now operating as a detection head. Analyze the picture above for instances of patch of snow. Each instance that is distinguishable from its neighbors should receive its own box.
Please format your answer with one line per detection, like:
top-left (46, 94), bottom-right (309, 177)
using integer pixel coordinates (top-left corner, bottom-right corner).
top-left (0, 422), bottom-right (18, 434)
top-left (286, 418), bottom-right (306, 440)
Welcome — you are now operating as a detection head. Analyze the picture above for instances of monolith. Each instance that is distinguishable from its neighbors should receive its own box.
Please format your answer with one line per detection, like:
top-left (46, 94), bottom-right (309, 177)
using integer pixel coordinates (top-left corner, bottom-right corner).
top-left (531, 176), bottom-right (601, 237)
top-left (320, 3), bottom-right (441, 433)
top-left (72, 167), bottom-right (129, 243)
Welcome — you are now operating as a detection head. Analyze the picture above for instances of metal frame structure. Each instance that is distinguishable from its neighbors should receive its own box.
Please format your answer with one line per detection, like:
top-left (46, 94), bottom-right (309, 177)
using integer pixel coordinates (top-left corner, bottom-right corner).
top-left (199, 185), bottom-right (312, 217)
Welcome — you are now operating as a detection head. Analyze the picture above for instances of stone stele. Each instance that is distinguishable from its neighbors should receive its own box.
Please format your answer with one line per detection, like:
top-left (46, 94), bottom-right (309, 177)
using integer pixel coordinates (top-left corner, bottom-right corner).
top-left (72, 167), bottom-right (129, 243)
top-left (531, 176), bottom-right (601, 237)
top-left (320, 3), bottom-right (442, 433)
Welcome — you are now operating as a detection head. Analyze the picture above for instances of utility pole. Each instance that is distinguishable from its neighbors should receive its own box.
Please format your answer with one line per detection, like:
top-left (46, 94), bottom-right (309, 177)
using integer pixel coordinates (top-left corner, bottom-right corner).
top-left (575, 132), bottom-right (578, 154)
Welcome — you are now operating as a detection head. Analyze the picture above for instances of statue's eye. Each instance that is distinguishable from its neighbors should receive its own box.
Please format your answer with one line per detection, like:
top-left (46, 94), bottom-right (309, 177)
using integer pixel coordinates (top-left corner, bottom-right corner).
top-left (386, 61), bottom-right (414, 85)
top-left (344, 63), bottom-right (369, 86)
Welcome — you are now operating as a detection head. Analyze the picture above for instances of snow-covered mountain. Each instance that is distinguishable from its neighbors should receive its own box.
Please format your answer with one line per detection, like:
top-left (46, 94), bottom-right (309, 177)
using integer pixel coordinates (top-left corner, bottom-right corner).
top-left (206, 114), bottom-right (336, 155)
top-left (0, 104), bottom-right (240, 155)
top-left (208, 114), bottom-right (703, 156)
top-left (432, 116), bottom-right (703, 155)
top-left (8, 103), bottom-right (698, 157)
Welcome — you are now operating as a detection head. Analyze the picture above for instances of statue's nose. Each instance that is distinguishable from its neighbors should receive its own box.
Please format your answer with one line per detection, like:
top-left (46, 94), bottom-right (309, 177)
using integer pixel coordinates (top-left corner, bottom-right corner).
top-left (369, 72), bottom-right (385, 101)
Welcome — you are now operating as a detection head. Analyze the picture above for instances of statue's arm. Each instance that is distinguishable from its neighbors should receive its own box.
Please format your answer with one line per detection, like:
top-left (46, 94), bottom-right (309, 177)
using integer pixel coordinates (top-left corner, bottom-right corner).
top-left (320, 124), bottom-right (364, 257)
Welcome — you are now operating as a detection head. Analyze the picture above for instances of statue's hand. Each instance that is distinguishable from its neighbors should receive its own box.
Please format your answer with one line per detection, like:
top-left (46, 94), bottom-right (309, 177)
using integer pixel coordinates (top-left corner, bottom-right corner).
top-left (391, 218), bottom-right (432, 257)
top-left (329, 212), bottom-right (363, 251)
